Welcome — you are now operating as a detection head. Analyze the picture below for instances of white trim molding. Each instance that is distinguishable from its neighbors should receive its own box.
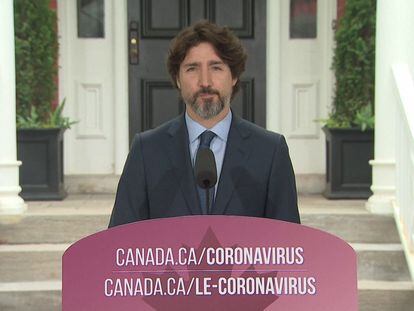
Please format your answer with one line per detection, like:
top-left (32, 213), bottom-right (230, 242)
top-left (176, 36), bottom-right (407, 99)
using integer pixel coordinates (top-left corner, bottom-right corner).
top-left (266, 0), bottom-right (281, 132)
top-left (366, 0), bottom-right (398, 215)
top-left (0, 0), bottom-right (26, 215)
top-left (392, 63), bottom-right (414, 281)
top-left (112, 0), bottom-right (129, 174)
top-left (366, 160), bottom-right (396, 214)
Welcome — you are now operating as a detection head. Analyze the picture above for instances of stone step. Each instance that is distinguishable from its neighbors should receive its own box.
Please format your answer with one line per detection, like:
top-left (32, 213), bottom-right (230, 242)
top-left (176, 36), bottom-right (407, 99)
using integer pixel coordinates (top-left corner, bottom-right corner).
top-left (0, 214), bottom-right (109, 244)
top-left (0, 292), bottom-right (60, 311)
top-left (301, 214), bottom-right (400, 244)
top-left (0, 213), bottom-right (400, 245)
top-left (1, 285), bottom-right (413, 311)
top-left (0, 195), bottom-right (411, 310)
top-left (0, 245), bottom-right (66, 283)
top-left (359, 290), bottom-right (414, 311)
top-left (0, 244), bottom-right (410, 283)
top-left (354, 244), bottom-right (411, 282)
top-left (358, 281), bottom-right (414, 311)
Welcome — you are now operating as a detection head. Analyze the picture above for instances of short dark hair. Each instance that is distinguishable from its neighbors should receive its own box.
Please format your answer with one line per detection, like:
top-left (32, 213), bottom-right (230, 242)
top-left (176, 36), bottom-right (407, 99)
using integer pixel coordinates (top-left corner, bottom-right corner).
top-left (167, 20), bottom-right (247, 99)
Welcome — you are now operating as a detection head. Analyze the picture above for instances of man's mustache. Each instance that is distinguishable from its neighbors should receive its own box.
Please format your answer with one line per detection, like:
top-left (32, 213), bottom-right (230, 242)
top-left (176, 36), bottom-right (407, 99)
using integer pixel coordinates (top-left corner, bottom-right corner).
top-left (195, 87), bottom-right (220, 97)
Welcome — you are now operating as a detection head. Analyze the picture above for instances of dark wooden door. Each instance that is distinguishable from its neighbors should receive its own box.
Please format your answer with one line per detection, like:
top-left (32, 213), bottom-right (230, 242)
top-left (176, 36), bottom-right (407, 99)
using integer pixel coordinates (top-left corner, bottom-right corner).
top-left (128, 0), bottom-right (266, 141)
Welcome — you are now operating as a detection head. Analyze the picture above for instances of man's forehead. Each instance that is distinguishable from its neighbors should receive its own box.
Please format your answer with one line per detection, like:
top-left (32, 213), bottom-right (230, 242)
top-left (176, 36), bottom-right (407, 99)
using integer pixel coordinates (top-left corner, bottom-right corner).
top-left (181, 42), bottom-right (223, 63)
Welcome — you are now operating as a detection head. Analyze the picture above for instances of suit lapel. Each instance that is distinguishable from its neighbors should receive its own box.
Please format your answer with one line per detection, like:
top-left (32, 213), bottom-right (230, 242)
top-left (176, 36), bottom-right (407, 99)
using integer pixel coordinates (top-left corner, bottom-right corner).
top-left (213, 115), bottom-right (251, 214)
top-left (166, 115), bottom-right (202, 215)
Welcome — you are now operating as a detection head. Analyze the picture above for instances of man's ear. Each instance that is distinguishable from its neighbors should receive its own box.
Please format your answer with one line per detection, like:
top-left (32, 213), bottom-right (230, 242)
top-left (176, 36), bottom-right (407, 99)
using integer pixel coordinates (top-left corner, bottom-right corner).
top-left (176, 79), bottom-right (181, 89)
top-left (232, 78), bottom-right (237, 87)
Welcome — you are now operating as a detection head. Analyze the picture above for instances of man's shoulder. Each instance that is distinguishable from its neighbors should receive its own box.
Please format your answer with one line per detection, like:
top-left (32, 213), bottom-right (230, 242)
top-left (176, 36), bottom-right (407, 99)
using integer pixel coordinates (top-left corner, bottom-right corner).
top-left (235, 116), bottom-right (284, 143)
top-left (131, 114), bottom-right (184, 142)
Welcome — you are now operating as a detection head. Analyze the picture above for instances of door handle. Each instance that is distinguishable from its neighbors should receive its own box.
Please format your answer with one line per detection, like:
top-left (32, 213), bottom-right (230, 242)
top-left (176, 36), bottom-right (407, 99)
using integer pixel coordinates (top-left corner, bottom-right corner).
top-left (129, 21), bottom-right (139, 65)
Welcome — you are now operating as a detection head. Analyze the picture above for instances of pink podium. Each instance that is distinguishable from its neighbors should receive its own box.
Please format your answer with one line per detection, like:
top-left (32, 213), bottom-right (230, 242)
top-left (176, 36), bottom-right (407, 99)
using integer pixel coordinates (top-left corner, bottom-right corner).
top-left (62, 216), bottom-right (357, 310)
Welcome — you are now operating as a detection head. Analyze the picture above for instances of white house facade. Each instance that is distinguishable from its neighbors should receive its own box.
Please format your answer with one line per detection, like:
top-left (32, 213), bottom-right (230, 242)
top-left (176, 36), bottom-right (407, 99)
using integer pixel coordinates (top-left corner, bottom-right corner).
top-left (56, 0), bottom-right (336, 194)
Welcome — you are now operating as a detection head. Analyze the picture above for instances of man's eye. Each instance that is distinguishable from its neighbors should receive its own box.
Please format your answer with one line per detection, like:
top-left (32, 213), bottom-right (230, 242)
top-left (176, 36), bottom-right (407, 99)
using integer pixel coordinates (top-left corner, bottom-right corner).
top-left (212, 66), bottom-right (222, 71)
top-left (186, 67), bottom-right (196, 72)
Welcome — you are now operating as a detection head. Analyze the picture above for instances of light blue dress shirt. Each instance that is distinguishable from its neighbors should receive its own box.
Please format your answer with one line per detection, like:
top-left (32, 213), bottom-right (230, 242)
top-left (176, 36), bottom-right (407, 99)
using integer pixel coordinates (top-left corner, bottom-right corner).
top-left (185, 110), bottom-right (232, 193)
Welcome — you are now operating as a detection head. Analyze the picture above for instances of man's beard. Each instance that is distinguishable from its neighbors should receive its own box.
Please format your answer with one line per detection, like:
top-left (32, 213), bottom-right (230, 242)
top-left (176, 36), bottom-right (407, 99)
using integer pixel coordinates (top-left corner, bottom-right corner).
top-left (183, 87), bottom-right (231, 120)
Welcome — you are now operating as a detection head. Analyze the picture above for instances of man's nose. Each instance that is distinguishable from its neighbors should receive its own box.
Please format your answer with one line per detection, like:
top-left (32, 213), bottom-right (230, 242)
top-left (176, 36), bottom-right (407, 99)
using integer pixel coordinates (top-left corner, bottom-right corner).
top-left (198, 68), bottom-right (212, 88)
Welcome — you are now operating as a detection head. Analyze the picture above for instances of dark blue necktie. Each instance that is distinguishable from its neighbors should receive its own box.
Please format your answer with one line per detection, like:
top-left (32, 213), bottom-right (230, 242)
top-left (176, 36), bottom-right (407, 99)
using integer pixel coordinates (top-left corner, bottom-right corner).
top-left (196, 130), bottom-right (216, 214)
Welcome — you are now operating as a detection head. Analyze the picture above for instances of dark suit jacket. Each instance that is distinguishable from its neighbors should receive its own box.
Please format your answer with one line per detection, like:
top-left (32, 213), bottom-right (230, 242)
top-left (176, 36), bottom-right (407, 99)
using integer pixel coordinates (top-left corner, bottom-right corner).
top-left (109, 114), bottom-right (300, 227)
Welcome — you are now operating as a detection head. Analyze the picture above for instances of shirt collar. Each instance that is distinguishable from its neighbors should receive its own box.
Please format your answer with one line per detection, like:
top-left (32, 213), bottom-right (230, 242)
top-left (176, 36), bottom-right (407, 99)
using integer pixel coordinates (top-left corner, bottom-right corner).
top-left (185, 109), bottom-right (232, 143)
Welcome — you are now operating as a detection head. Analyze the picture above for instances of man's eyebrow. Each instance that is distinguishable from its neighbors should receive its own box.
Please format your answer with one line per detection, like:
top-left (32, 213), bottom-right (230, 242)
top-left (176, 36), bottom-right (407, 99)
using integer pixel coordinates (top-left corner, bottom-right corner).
top-left (183, 62), bottom-right (199, 67)
top-left (209, 60), bottom-right (225, 65)
top-left (182, 60), bottom-right (225, 67)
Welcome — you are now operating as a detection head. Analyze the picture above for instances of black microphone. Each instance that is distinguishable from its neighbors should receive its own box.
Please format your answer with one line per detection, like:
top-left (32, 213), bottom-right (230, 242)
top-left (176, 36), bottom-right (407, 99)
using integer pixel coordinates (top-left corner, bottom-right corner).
top-left (195, 148), bottom-right (217, 189)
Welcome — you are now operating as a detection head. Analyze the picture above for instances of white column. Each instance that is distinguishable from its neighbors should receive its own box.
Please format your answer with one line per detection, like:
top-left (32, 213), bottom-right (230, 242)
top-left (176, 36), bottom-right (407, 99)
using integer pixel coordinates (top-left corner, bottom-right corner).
top-left (366, 0), bottom-right (397, 214)
top-left (113, 0), bottom-right (129, 174)
top-left (0, 0), bottom-right (27, 214)
top-left (266, 0), bottom-right (281, 132)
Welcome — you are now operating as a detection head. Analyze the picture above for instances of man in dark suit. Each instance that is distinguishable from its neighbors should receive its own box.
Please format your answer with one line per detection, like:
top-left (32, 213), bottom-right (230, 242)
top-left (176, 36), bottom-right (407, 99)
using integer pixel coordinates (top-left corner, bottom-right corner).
top-left (109, 21), bottom-right (300, 227)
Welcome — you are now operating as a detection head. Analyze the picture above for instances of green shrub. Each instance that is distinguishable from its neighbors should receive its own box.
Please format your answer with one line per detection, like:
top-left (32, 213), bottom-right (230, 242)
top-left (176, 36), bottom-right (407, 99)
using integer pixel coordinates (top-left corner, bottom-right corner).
top-left (14, 0), bottom-right (73, 128)
top-left (328, 0), bottom-right (376, 130)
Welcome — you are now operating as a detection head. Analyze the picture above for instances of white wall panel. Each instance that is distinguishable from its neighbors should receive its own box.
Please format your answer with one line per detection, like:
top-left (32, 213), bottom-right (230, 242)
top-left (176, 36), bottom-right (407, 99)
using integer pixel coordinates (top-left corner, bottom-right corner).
top-left (290, 80), bottom-right (319, 139)
top-left (76, 82), bottom-right (105, 139)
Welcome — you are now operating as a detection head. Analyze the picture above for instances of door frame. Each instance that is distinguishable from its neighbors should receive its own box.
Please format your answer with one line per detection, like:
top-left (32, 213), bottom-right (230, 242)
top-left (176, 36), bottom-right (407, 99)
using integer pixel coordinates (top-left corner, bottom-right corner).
top-left (266, 0), bottom-right (336, 136)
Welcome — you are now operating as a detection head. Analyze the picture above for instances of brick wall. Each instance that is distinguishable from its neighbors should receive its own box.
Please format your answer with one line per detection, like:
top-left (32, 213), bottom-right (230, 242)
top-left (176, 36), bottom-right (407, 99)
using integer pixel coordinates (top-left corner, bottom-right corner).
top-left (337, 0), bottom-right (346, 19)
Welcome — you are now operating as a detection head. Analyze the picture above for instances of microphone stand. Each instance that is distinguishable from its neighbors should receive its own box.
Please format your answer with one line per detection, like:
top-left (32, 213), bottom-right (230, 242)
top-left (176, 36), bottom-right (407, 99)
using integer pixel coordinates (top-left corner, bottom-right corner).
top-left (205, 188), bottom-right (210, 215)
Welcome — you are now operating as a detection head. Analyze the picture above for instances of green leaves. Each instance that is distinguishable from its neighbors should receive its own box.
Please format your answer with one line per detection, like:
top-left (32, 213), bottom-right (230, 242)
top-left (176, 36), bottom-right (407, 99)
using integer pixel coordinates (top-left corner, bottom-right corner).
top-left (16, 106), bottom-right (43, 128)
top-left (16, 99), bottom-right (77, 129)
top-left (327, 0), bottom-right (376, 130)
top-left (48, 99), bottom-right (78, 129)
top-left (354, 105), bottom-right (374, 131)
top-left (14, 0), bottom-right (75, 129)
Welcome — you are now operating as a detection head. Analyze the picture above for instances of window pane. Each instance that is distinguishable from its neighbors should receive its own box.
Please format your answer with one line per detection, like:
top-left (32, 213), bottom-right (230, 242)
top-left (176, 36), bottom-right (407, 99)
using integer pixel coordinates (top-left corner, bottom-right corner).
top-left (77, 0), bottom-right (105, 38)
top-left (290, 0), bottom-right (317, 39)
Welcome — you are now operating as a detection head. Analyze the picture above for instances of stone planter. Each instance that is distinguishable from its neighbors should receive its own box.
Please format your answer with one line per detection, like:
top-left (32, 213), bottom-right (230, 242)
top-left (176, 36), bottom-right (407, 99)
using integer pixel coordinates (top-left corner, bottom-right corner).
top-left (17, 128), bottom-right (67, 200)
top-left (323, 126), bottom-right (374, 199)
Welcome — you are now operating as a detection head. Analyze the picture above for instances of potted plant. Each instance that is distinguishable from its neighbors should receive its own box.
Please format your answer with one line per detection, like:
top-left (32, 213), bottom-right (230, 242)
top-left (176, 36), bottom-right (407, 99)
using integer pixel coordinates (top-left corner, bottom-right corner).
top-left (323, 0), bottom-right (376, 199)
top-left (15, 0), bottom-right (75, 200)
